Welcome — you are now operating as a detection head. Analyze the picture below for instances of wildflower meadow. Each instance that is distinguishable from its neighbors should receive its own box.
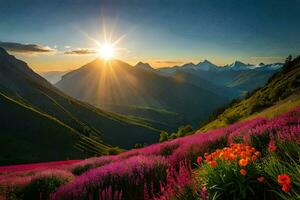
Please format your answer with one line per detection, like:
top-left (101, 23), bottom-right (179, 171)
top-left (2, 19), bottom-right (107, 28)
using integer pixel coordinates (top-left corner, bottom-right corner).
top-left (1, 107), bottom-right (300, 200)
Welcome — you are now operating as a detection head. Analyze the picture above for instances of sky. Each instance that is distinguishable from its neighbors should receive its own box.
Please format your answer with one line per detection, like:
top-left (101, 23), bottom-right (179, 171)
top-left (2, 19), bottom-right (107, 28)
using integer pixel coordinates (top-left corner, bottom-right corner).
top-left (0, 0), bottom-right (300, 72)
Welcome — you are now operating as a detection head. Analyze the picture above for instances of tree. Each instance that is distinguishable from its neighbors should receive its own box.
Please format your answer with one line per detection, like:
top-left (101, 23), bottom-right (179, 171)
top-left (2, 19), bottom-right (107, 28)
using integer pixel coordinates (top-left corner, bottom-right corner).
top-left (285, 54), bottom-right (292, 64)
top-left (159, 131), bottom-right (169, 143)
top-left (283, 54), bottom-right (293, 73)
top-left (176, 125), bottom-right (193, 137)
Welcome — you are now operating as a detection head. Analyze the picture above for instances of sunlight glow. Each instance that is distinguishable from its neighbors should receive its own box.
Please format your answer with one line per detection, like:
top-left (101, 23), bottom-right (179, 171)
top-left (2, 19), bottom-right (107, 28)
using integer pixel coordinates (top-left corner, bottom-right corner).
top-left (98, 43), bottom-right (114, 60)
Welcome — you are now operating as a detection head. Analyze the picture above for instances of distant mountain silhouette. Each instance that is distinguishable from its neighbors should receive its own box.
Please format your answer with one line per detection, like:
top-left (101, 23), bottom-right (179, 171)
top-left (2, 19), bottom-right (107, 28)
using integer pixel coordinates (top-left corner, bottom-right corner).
top-left (0, 48), bottom-right (159, 165)
top-left (56, 59), bottom-right (229, 128)
top-left (157, 60), bottom-right (283, 92)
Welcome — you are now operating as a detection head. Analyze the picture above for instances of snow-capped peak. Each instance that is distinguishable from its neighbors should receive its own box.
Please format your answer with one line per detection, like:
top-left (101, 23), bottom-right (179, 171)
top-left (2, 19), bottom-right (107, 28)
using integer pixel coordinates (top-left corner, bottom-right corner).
top-left (196, 60), bottom-right (218, 71)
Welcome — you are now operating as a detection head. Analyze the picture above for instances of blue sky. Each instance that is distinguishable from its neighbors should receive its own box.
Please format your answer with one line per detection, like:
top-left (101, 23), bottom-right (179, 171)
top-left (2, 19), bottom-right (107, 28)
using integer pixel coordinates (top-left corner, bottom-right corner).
top-left (0, 0), bottom-right (299, 71)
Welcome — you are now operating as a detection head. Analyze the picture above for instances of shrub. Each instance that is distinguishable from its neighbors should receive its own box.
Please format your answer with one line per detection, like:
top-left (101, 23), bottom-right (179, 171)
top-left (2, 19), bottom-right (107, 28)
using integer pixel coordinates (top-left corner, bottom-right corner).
top-left (159, 131), bottom-right (169, 143)
top-left (6, 170), bottom-right (73, 200)
top-left (250, 132), bottom-right (271, 154)
top-left (107, 147), bottom-right (123, 155)
top-left (195, 144), bottom-right (271, 200)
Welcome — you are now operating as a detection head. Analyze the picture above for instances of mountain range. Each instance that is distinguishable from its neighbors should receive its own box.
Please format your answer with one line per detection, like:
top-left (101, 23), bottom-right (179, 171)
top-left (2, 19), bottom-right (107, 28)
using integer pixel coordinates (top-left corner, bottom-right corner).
top-left (55, 59), bottom-right (282, 130)
top-left (55, 59), bottom-right (230, 130)
top-left (156, 60), bottom-right (283, 92)
top-left (0, 47), bottom-right (160, 165)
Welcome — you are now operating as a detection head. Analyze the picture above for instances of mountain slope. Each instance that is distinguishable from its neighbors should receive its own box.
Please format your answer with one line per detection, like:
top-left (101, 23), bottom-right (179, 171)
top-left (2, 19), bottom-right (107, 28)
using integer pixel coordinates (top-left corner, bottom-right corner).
top-left (200, 56), bottom-right (300, 131)
top-left (56, 59), bottom-right (229, 128)
top-left (0, 48), bottom-right (159, 165)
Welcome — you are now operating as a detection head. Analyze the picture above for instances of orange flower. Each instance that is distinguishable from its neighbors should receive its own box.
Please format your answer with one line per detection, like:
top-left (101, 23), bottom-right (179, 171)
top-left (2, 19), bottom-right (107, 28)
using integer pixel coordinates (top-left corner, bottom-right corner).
top-left (205, 154), bottom-right (212, 161)
top-left (228, 153), bottom-right (237, 161)
top-left (240, 151), bottom-right (247, 158)
top-left (251, 155), bottom-right (257, 161)
top-left (239, 158), bottom-right (248, 167)
top-left (278, 174), bottom-right (291, 185)
top-left (208, 160), bottom-right (218, 168)
top-left (282, 184), bottom-right (290, 192)
top-left (197, 156), bottom-right (203, 165)
top-left (257, 176), bottom-right (265, 183)
top-left (240, 169), bottom-right (247, 176)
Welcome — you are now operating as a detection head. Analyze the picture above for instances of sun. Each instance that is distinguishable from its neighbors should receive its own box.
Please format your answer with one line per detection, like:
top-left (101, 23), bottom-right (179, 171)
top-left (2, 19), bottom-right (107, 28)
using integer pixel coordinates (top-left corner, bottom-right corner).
top-left (98, 43), bottom-right (114, 60)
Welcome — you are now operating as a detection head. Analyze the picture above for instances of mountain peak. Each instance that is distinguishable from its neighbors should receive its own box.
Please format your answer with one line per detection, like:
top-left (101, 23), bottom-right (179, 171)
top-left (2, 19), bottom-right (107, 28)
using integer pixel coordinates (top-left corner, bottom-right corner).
top-left (195, 60), bottom-right (218, 71)
top-left (202, 59), bottom-right (211, 64)
top-left (233, 60), bottom-right (246, 65)
top-left (135, 62), bottom-right (154, 70)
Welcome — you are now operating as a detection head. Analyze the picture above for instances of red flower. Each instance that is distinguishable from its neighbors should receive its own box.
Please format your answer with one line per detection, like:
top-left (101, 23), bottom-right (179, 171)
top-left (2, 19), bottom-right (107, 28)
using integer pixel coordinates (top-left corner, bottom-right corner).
top-left (240, 169), bottom-right (247, 176)
top-left (278, 174), bottom-right (291, 185)
top-left (257, 176), bottom-right (265, 183)
top-left (282, 184), bottom-right (290, 192)
top-left (197, 156), bottom-right (203, 165)
top-left (208, 160), bottom-right (218, 168)
top-left (278, 174), bottom-right (291, 193)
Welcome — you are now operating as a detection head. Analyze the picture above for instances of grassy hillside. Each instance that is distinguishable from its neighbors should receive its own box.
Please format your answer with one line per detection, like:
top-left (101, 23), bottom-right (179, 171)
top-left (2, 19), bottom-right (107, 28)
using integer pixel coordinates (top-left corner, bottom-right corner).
top-left (200, 56), bottom-right (300, 132)
top-left (0, 48), bottom-right (160, 165)
top-left (100, 104), bottom-right (184, 132)
top-left (0, 92), bottom-right (86, 165)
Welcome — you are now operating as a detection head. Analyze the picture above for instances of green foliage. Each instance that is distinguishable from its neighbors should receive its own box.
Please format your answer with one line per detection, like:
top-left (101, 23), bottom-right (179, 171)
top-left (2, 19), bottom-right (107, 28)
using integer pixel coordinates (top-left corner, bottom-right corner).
top-left (221, 114), bottom-right (242, 125)
top-left (262, 142), bottom-right (300, 200)
top-left (161, 124), bottom-right (195, 142)
top-left (159, 131), bottom-right (169, 143)
top-left (176, 125), bottom-right (194, 137)
top-left (160, 143), bottom-right (179, 157)
top-left (133, 143), bottom-right (148, 149)
top-left (107, 147), bottom-right (123, 155)
top-left (22, 175), bottom-right (69, 200)
top-left (206, 136), bottom-right (228, 153)
top-left (196, 159), bottom-right (270, 200)
top-left (6, 174), bottom-right (72, 200)
top-left (72, 164), bottom-right (93, 176)
top-left (250, 132), bottom-right (270, 154)
top-left (170, 184), bottom-right (198, 200)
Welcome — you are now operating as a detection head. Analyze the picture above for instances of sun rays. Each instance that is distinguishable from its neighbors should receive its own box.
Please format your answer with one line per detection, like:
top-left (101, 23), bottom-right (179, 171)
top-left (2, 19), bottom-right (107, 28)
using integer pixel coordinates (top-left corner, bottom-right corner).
top-left (73, 22), bottom-right (160, 109)
top-left (97, 43), bottom-right (114, 60)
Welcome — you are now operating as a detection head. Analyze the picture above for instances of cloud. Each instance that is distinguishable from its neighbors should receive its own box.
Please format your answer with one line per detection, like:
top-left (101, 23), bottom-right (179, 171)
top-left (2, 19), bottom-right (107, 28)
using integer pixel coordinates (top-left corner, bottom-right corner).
top-left (0, 41), bottom-right (55, 54)
top-left (155, 60), bottom-right (184, 64)
top-left (250, 56), bottom-right (285, 60)
top-left (249, 56), bottom-right (285, 63)
top-left (64, 48), bottom-right (97, 55)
